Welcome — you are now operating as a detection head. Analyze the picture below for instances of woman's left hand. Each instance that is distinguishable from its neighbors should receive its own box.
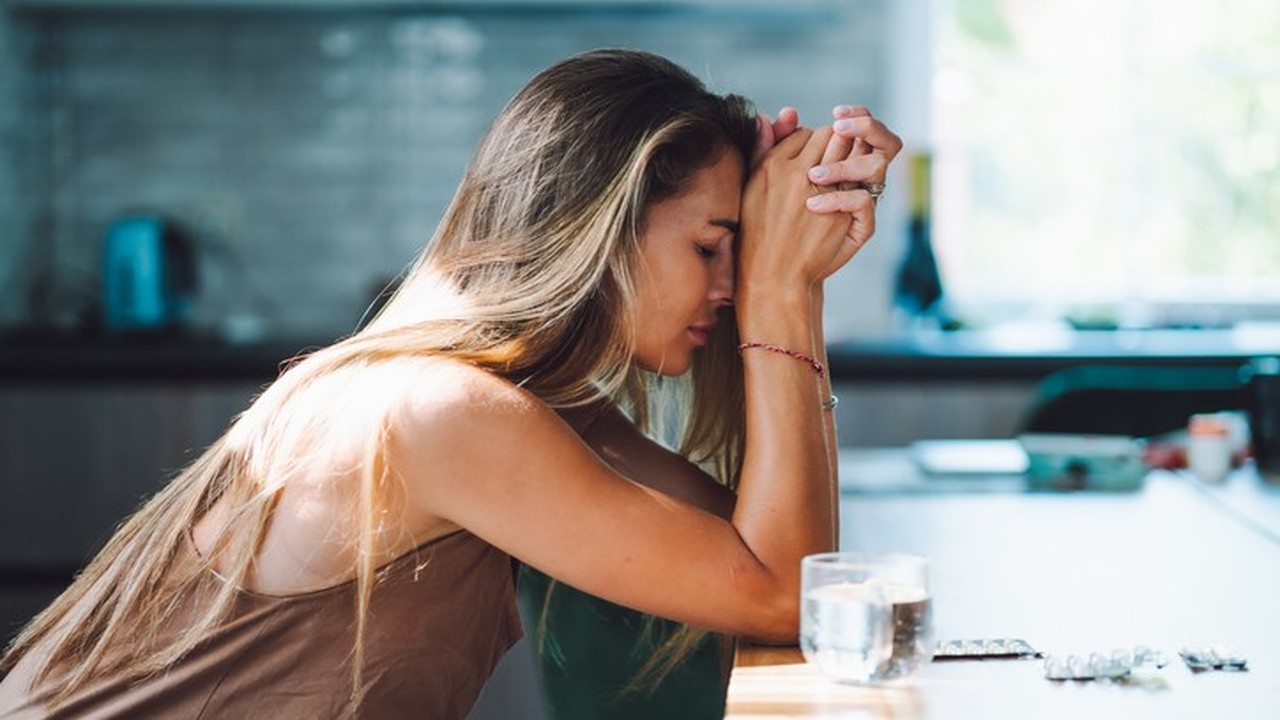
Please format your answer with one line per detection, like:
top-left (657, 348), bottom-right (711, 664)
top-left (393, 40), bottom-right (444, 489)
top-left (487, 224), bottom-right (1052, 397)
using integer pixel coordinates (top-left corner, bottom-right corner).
top-left (805, 106), bottom-right (903, 278)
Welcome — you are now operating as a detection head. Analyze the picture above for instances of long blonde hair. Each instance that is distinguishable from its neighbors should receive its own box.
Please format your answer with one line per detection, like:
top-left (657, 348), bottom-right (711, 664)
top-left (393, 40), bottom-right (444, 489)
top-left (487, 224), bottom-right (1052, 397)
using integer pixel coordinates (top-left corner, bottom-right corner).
top-left (1, 48), bottom-right (755, 708)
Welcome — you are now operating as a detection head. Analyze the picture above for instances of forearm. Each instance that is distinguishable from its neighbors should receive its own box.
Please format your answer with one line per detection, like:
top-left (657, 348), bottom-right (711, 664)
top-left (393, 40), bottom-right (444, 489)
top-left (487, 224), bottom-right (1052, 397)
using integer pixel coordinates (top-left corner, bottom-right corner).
top-left (731, 287), bottom-right (836, 584)
top-left (810, 288), bottom-right (840, 545)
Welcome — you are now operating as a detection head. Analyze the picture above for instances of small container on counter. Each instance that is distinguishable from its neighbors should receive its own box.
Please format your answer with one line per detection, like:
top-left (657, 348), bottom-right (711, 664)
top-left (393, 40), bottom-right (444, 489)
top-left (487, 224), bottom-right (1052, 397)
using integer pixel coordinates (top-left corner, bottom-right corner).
top-left (1187, 414), bottom-right (1232, 484)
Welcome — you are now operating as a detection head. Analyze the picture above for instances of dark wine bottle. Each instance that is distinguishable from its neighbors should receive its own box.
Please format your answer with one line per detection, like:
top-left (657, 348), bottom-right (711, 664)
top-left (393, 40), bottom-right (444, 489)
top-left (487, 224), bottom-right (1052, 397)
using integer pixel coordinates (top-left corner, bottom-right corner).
top-left (1244, 356), bottom-right (1280, 480)
top-left (893, 152), bottom-right (945, 322)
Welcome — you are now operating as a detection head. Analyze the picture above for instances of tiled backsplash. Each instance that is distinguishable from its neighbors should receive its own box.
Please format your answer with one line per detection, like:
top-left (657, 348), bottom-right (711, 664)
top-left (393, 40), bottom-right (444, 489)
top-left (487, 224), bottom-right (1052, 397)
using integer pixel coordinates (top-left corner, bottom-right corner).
top-left (0, 9), bottom-right (36, 330)
top-left (0, 3), bottom-right (890, 340)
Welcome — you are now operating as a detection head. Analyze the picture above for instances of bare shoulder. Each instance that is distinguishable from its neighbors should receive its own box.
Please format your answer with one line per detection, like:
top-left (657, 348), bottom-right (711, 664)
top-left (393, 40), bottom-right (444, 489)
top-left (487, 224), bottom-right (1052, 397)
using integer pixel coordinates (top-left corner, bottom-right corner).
top-left (390, 356), bottom-right (549, 432)
top-left (379, 356), bottom-right (585, 529)
top-left (385, 356), bottom-right (578, 488)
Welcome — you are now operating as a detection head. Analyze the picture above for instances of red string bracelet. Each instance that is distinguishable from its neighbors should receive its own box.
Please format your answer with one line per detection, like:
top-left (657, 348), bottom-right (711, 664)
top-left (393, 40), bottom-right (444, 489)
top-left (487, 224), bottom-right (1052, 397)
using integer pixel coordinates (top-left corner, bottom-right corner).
top-left (737, 342), bottom-right (825, 378)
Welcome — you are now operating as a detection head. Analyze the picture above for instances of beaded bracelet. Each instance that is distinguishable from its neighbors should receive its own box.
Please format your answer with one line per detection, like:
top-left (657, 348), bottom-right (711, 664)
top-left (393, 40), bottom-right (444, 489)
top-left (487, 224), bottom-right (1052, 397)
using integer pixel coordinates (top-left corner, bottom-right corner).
top-left (737, 342), bottom-right (825, 378)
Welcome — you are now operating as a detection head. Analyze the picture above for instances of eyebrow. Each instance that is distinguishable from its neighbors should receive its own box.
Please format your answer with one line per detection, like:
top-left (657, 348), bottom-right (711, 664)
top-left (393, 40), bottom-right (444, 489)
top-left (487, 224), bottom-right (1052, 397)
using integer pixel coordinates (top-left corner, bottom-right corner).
top-left (709, 219), bottom-right (740, 234)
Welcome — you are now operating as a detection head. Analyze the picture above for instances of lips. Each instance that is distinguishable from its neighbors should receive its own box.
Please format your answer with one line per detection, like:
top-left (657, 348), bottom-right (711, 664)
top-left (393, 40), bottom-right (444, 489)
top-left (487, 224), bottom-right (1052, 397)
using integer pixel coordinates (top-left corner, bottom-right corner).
top-left (687, 322), bottom-right (716, 346)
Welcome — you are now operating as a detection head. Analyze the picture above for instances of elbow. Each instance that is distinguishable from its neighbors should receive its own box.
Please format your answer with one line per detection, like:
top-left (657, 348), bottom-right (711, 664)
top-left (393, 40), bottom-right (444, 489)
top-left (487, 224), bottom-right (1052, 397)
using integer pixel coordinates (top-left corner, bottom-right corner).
top-left (738, 576), bottom-right (801, 644)
top-left (757, 591), bottom-right (801, 644)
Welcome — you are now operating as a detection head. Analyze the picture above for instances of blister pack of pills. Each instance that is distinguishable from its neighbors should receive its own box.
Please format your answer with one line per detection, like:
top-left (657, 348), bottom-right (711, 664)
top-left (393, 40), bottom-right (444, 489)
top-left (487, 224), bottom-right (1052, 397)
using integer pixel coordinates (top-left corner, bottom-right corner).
top-left (1180, 645), bottom-right (1248, 672)
top-left (933, 638), bottom-right (1041, 661)
top-left (1042, 646), bottom-right (1169, 681)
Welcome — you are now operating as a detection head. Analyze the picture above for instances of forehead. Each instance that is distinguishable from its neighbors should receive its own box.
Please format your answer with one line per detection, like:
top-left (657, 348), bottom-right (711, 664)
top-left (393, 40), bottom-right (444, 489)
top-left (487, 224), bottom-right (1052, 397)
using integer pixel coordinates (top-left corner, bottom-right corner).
top-left (647, 152), bottom-right (744, 225)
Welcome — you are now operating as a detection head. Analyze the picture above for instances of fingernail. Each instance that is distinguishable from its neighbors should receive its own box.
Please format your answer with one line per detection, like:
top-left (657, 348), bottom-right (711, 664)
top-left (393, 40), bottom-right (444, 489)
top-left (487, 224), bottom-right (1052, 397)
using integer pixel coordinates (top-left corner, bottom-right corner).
top-left (808, 165), bottom-right (828, 180)
top-left (834, 118), bottom-right (855, 132)
top-left (834, 105), bottom-right (853, 116)
top-left (806, 195), bottom-right (825, 209)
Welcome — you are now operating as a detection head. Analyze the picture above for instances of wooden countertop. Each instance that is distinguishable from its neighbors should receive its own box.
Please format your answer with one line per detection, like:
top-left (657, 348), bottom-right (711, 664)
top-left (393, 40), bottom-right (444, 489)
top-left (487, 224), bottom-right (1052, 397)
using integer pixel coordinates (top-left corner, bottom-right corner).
top-left (725, 452), bottom-right (1280, 719)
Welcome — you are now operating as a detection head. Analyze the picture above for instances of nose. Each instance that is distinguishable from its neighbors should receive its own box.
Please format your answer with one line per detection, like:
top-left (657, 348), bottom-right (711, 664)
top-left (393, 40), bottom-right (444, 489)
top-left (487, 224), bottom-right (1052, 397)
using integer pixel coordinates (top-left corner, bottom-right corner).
top-left (709, 251), bottom-right (735, 307)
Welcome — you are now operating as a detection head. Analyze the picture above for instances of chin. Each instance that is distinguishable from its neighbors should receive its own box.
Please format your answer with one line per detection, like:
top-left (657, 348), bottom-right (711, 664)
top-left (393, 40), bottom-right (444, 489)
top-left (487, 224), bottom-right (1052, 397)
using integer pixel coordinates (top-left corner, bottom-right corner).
top-left (634, 352), bottom-right (693, 377)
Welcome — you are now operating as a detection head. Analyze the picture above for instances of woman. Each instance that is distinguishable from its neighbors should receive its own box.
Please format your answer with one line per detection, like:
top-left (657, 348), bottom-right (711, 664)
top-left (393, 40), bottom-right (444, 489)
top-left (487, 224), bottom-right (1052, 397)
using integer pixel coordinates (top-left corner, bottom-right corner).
top-left (516, 98), bottom-right (889, 719)
top-left (0, 49), bottom-right (899, 719)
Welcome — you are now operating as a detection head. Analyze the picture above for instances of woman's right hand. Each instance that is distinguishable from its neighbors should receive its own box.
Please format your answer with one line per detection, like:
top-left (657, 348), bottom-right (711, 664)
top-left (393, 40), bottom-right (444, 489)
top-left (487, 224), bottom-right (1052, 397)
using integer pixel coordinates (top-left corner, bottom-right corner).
top-left (805, 106), bottom-right (903, 279)
top-left (737, 127), bottom-right (854, 307)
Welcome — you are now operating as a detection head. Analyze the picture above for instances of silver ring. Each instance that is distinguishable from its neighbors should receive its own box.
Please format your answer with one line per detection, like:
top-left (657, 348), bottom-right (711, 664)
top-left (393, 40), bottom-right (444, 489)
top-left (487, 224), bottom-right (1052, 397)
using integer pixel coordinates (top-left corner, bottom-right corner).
top-left (860, 181), bottom-right (886, 199)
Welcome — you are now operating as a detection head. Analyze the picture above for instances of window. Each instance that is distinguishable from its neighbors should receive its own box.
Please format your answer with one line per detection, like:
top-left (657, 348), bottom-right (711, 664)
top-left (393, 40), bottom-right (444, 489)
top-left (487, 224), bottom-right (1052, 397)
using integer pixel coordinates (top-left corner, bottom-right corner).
top-left (932, 0), bottom-right (1280, 328)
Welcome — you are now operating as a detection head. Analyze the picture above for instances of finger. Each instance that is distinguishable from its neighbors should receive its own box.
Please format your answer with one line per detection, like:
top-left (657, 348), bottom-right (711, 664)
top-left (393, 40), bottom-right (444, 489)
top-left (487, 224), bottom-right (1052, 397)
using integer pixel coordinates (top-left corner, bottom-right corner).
top-left (825, 219), bottom-right (875, 276)
top-left (821, 106), bottom-right (856, 166)
top-left (832, 105), bottom-right (873, 156)
top-left (796, 126), bottom-right (835, 165)
top-left (852, 203), bottom-right (876, 245)
top-left (831, 114), bottom-right (905, 169)
top-left (805, 187), bottom-right (877, 221)
top-left (772, 125), bottom-right (814, 160)
top-left (840, 208), bottom-right (876, 259)
top-left (833, 104), bottom-right (872, 121)
top-left (814, 210), bottom-right (877, 279)
top-left (807, 153), bottom-right (889, 186)
top-left (751, 112), bottom-right (776, 167)
top-left (773, 106), bottom-right (800, 141)
top-left (832, 115), bottom-right (903, 167)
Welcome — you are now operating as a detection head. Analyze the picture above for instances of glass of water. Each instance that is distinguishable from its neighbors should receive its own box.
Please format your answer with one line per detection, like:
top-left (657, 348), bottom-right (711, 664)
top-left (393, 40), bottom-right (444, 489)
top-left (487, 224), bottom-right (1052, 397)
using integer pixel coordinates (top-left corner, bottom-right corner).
top-left (800, 551), bottom-right (934, 683)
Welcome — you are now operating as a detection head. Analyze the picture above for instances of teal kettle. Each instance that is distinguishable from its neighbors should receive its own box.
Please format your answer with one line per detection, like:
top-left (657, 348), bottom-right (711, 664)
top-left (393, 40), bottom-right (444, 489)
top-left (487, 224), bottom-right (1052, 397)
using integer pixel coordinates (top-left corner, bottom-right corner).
top-left (101, 215), bottom-right (197, 333)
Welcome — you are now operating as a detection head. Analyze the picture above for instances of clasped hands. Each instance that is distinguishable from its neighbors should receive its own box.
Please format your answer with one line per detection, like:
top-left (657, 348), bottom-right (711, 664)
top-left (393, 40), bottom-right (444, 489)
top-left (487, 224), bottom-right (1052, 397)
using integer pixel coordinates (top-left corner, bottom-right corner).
top-left (741, 105), bottom-right (903, 288)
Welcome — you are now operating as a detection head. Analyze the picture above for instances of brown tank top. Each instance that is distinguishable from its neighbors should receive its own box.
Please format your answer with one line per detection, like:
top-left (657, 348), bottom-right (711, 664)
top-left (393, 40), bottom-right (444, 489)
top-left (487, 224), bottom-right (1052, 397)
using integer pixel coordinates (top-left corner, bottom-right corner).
top-left (0, 530), bottom-right (522, 719)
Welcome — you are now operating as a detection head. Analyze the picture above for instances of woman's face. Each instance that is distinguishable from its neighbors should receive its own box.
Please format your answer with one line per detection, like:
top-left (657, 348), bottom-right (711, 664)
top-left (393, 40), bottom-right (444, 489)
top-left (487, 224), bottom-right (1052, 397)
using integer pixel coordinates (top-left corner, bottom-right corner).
top-left (631, 150), bottom-right (743, 376)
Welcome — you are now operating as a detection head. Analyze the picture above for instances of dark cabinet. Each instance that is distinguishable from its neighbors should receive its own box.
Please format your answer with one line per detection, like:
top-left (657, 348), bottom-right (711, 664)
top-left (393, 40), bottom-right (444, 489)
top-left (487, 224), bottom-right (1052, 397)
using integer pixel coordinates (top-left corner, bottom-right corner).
top-left (0, 382), bottom-right (259, 642)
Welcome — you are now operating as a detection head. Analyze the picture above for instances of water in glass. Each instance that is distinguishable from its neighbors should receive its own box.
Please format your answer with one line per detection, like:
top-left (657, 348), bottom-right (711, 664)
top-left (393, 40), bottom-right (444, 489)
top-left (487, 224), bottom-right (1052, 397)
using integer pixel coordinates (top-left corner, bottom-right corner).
top-left (800, 581), bottom-right (893, 683)
top-left (879, 584), bottom-right (934, 679)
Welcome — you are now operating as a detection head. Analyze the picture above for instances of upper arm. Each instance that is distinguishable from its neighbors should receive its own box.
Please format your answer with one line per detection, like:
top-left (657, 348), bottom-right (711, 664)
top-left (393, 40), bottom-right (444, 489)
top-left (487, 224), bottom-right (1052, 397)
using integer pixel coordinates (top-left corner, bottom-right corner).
top-left (389, 365), bottom-right (791, 641)
top-left (566, 403), bottom-right (736, 521)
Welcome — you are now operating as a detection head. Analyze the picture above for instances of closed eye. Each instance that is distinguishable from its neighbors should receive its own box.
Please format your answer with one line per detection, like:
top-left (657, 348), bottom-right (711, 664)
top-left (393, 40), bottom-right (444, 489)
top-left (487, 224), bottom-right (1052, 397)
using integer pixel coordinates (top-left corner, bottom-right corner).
top-left (696, 243), bottom-right (718, 259)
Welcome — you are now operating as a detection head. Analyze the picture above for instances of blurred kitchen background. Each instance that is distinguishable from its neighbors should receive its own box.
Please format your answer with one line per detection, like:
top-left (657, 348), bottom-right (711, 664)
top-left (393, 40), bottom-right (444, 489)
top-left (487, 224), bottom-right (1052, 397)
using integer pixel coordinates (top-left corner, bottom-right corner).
top-left (1, 0), bottom-right (1278, 716)
top-left (0, 0), bottom-right (905, 341)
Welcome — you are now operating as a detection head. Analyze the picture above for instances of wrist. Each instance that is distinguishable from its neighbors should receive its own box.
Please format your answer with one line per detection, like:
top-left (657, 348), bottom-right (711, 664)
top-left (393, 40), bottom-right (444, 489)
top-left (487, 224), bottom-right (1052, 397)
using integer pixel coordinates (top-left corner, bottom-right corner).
top-left (738, 342), bottom-right (826, 378)
top-left (735, 287), bottom-right (818, 348)
top-left (810, 286), bottom-right (825, 321)
top-left (736, 284), bottom-right (815, 317)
